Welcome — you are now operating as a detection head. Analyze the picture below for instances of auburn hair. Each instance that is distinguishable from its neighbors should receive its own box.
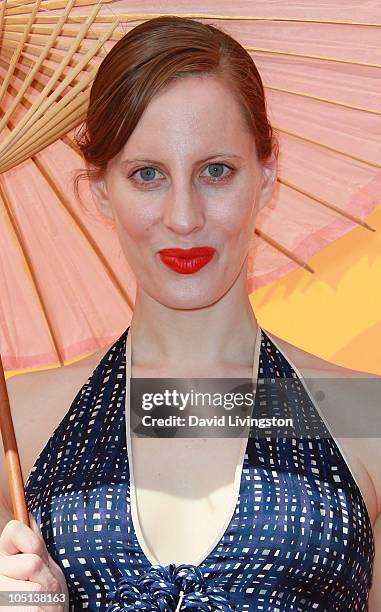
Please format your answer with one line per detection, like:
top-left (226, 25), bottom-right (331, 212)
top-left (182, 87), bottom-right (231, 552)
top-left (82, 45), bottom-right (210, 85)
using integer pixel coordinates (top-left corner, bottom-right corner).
top-left (73, 15), bottom-right (278, 200)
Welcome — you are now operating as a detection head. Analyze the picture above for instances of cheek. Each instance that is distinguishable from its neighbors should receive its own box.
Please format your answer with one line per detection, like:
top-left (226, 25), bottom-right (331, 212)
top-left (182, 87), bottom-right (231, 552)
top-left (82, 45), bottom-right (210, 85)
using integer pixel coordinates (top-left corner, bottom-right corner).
top-left (106, 169), bottom-right (155, 243)
top-left (214, 188), bottom-right (256, 238)
top-left (110, 193), bottom-right (153, 243)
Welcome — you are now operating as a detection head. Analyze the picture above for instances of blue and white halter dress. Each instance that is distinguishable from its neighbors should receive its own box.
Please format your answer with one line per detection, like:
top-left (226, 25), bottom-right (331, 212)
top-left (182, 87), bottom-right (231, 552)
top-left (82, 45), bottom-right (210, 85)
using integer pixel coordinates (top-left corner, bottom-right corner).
top-left (24, 325), bottom-right (375, 611)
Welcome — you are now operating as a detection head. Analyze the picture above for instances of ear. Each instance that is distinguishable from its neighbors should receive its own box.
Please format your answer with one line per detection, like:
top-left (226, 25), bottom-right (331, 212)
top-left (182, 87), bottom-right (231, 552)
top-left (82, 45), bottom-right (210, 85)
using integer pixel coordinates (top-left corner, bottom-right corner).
top-left (256, 141), bottom-right (278, 212)
top-left (88, 170), bottom-right (114, 221)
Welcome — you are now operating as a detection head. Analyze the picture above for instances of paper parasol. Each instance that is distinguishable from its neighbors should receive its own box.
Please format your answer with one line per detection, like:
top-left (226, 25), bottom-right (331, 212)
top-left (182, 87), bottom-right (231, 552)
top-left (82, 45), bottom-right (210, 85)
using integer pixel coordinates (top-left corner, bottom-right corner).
top-left (0, 0), bottom-right (380, 524)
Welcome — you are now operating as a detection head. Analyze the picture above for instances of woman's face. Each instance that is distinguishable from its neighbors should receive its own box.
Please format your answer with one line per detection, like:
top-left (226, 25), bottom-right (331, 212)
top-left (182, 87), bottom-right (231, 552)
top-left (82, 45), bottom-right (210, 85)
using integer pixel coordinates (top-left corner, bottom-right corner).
top-left (91, 75), bottom-right (277, 309)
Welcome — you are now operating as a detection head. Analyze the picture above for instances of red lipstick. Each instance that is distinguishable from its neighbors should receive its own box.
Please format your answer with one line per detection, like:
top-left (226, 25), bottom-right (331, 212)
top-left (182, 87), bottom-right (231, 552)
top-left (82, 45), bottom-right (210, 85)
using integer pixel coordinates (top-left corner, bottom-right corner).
top-left (158, 246), bottom-right (216, 274)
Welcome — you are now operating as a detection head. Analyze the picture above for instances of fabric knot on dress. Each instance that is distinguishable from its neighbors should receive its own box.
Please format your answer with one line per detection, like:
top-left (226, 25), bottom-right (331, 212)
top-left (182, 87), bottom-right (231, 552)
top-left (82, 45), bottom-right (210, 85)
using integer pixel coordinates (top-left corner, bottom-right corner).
top-left (105, 563), bottom-right (235, 611)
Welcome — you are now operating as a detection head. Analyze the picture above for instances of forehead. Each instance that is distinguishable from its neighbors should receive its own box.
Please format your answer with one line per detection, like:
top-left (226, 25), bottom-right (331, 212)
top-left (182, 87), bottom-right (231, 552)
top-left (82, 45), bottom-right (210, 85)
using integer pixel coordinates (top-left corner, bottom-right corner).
top-left (118, 75), bottom-right (255, 161)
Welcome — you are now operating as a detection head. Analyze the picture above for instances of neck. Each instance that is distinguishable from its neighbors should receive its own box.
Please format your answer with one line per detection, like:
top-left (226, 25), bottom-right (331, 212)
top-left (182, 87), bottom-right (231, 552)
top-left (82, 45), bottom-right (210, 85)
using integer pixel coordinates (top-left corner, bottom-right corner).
top-left (129, 264), bottom-right (259, 372)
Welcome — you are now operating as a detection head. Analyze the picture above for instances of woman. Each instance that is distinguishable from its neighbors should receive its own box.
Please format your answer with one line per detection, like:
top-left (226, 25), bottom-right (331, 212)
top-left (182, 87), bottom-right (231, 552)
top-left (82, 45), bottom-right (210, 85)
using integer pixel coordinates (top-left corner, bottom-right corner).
top-left (0, 15), bottom-right (380, 611)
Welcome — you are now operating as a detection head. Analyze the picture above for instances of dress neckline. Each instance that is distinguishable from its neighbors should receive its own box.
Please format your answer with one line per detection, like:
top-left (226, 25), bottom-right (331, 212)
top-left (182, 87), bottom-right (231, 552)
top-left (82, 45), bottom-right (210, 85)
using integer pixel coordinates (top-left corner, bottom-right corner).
top-left (124, 324), bottom-right (263, 568)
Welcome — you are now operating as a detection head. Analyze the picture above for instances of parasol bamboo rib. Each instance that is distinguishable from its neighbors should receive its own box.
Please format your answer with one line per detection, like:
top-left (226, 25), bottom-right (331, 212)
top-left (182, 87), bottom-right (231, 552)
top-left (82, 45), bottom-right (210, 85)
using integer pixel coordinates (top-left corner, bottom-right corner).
top-left (0, 56), bottom-right (74, 121)
top-left (0, 82), bottom-right (92, 169)
top-left (274, 125), bottom-right (381, 172)
top-left (0, 71), bottom-right (88, 160)
top-left (0, 3), bottom-right (111, 135)
top-left (0, 177), bottom-right (65, 366)
top-left (0, 51), bottom-right (90, 131)
top-left (278, 177), bottom-right (376, 231)
top-left (254, 228), bottom-right (315, 273)
top-left (0, 0), bottom-right (6, 40)
top-left (4, 0), bottom-right (114, 15)
top-left (32, 154), bottom-right (135, 314)
top-left (2, 19), bottom-right (121, 41)
top-left (0, 91), bottom-right (90, 172)
top-left (1, 37), bottom-right (104, 82)
top-left (0, 15), bottom-right (118, 162)
top-left (0, 0), bottom-right (78, 136)
top-left (0, 355), bottom-right (30, 526)
top-left (246, 47), bottom-right (381, 69)
top-left (0, 45), bottom-right (99, 94)
top-left (0, 59), bottom-right (91, 119)
top-left (0, 18), bottom-right (119, 161)
top-left (5, 8), bottom-right (379, 27)
top-left (0, 0), bottom-right (42, 109)
top-left (265, 85), bottom-right (381, 117)
top-left (1, 65), bottom-right (93, 155)
top-left (0, 0), bottom-right (106, 154)
top-left (112, 14), bottom-right (381, 27)
top-left (2, 29), bottom-right (113, 55)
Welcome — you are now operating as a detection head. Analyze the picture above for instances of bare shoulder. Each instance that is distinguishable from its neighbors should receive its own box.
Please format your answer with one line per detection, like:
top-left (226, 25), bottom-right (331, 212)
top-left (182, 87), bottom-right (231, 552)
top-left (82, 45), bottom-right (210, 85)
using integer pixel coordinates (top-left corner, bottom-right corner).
top-left (263, 327), bottom-right (381, 511)
top-left (1, 344), bottom-right (113, 515)
top-left (263, 327), bottom-right (376, 377)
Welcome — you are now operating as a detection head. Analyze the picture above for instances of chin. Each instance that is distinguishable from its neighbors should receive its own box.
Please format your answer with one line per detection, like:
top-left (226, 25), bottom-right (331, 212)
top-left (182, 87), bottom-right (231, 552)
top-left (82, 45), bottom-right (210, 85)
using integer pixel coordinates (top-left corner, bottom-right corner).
top-left (151, 283), bottom-right (233, 311)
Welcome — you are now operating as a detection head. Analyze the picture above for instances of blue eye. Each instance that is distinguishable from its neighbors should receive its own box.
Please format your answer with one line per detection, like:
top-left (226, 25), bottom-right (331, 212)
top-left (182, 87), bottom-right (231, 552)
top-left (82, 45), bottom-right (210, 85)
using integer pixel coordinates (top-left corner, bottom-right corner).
top-left (201, 163), bottom-right (234, 182)
top-left (134, 167), bottom-right (162, 182)
top-left (204, 163), bottom-right (227, 178)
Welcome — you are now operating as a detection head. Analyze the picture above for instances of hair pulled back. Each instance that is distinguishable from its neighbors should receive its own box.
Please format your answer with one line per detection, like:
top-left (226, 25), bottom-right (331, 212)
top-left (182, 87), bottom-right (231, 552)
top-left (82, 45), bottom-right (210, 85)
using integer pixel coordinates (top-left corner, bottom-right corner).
top-left (74, 15), bottom-right (278, 199)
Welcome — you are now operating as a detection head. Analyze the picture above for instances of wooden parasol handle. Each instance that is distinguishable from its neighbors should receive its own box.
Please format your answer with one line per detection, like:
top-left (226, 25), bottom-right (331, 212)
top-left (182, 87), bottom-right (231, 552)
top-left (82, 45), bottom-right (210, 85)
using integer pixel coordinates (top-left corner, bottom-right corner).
top-left (0, 354), bottom-right (30, 527)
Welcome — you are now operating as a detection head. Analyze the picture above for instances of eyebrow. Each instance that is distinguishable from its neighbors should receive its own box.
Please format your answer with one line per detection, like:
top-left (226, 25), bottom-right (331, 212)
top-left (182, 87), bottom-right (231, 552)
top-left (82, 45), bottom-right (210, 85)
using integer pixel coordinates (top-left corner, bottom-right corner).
top-left (120, 152), bottom-right (244, 167)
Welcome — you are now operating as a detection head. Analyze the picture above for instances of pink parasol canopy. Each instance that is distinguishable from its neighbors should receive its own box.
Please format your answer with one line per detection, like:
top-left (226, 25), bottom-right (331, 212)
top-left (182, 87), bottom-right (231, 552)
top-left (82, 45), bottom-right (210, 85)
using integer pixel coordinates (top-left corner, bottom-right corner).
top-left (0, 0), bottom-right (380, 528)
top-left (0, 0), bottom-right (380, 373)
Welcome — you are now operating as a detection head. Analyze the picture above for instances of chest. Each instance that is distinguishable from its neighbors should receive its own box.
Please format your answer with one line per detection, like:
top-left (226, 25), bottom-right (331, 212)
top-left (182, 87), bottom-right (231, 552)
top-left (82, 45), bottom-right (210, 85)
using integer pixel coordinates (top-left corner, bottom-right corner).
top-left (127, 435), bottom-right (377, 570)
top-left (129, 436), bottom-right (245, 567)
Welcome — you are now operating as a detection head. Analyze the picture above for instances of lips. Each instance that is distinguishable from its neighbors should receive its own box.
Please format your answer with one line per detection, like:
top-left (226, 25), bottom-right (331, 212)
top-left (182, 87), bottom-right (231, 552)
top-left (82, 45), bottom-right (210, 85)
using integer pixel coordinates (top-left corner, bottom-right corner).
top-left (158, 246), bottom-right (216, 274)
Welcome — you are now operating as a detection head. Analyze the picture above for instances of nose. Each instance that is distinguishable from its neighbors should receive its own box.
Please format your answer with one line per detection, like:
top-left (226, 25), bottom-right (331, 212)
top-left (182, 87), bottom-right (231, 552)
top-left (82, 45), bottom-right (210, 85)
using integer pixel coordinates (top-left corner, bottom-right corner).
top-left (162, 179), bottom-right (205, 236)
